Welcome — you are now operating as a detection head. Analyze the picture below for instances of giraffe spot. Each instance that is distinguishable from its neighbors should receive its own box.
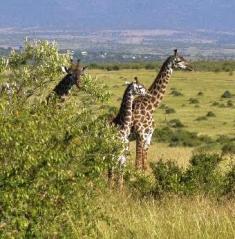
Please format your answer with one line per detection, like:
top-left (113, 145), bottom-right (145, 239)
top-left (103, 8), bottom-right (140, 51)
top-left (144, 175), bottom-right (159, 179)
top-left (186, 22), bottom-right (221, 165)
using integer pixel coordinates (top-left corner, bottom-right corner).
top-left (141, 110), bottom-right (145, 115)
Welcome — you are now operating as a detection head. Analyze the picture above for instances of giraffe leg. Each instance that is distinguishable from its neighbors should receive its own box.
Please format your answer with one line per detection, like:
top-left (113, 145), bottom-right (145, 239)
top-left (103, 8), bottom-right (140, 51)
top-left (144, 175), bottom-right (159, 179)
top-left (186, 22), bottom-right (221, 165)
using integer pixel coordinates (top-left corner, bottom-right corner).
top-left (142, 129), bottom-right (154, 171)
top-left (117, 166), bottom-right (124, 191)
top-left (136, 138), bottom-right (143, 170)
top-left (142, 149), bottom-right (148, 171)
top-left (117, 155), bottom-right (126, 190)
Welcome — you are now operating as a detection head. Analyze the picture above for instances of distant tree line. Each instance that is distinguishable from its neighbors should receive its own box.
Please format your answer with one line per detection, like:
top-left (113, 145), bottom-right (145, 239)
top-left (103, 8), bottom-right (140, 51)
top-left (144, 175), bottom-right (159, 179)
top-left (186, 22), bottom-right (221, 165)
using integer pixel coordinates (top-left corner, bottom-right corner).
top-left (88, 61), bottom-right (235, 72)
top-left (1, 47), bottom-right (235, 72)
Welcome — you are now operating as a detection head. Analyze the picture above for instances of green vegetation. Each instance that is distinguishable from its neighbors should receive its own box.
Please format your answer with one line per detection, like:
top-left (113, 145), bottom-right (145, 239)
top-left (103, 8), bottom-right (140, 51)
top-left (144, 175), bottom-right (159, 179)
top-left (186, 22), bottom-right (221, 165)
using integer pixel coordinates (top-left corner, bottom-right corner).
top-left (87, 60), bottom-right (235, 73)
top-left (0, 40), bottom-right (234, 238)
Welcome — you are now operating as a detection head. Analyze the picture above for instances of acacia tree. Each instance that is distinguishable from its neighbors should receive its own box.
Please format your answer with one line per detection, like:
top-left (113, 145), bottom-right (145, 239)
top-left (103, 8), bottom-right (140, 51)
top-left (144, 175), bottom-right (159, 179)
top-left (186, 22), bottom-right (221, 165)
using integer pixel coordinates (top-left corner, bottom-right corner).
top-left (0, 40), bottom-right (121, 238)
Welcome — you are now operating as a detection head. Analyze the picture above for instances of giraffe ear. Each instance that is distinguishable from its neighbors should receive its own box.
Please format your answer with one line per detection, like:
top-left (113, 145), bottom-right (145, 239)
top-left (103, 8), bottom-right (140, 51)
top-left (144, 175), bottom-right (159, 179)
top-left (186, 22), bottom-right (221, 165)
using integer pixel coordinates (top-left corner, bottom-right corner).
top-left (174, 49), bottom-right (178, 56)
top-left (76, 59), bottom-right (81, 65)
top-left (134, 76), bottom-right (139, 84)
top-left (124, 81), bottom-right (131, 86)
top-left (61, 66), bottom-right (69, 73)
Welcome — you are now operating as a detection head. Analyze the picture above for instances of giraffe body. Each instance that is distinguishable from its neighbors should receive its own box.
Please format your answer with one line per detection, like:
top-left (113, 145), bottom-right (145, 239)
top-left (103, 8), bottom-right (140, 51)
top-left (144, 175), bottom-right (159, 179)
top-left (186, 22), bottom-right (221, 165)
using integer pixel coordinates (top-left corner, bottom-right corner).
top-left (109, 78), bottom-right (149, 189)
top-left (132, 50), bottom-right (192, 170)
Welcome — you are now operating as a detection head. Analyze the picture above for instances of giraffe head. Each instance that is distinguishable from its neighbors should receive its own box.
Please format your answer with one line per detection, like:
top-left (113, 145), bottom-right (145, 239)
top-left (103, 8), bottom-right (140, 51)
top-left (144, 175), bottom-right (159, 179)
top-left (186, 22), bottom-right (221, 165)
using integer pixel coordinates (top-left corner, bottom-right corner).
top-left (62, 59), bottom-right (88, 87)
top-left (171, 49), bottom-right (193, 71)
top-left (62, 59), bottom-right (88, 77)
top-left (127, 77), bottom-right (150, 97)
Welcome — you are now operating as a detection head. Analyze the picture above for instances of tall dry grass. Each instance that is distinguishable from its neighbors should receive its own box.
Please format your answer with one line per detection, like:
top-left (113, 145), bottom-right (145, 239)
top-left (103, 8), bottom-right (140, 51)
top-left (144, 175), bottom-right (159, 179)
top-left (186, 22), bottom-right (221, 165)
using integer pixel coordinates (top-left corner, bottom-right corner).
top-left (93, 192), bottom-right (235, 239)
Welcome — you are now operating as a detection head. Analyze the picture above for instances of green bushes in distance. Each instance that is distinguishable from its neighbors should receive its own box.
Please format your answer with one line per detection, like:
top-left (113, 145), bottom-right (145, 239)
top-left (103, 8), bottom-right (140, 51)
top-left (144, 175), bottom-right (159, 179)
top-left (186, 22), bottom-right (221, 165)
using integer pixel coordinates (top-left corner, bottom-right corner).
top-left (171, 89), bottom-right (183, 96)
top-left (189, 97), bottom-right (199, 104)
top-left (167, 119), bottom-right (185, 128)
top-left (221, 90), bottom-right (232, 98)
top-left (222, 142), bottom-right (235, 155)
top-left (165, 107), bottom-right (176, 114)
top-left (206, 111), bottom-right (216, 117)
top-left (152, 127), bottom-right (212, 147)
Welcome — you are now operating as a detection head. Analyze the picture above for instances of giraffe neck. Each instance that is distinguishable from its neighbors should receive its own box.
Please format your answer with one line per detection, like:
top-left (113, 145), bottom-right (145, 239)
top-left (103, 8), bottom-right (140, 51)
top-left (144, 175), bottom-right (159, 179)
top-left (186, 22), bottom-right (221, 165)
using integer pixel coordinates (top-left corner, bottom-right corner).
top-left (113, 85), bottom-right (134, 132)
top-left (148, 58), bottom-right (173, 108)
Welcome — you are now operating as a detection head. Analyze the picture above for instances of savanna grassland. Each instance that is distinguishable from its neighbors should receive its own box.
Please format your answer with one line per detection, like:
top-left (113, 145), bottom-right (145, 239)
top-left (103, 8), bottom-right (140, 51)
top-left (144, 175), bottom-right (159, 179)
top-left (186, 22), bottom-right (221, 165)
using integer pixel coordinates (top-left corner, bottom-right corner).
top-left (94, 69), bottom-right (235, 165)
top-left (0, 41), bottom-right (234, 238)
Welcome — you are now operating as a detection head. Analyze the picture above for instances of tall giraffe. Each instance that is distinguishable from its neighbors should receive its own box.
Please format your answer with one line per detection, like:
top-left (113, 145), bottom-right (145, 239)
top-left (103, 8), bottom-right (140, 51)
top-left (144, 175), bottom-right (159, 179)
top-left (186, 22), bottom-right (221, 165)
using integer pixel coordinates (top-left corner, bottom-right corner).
top-left (109, 77), bottom-right (149, 188)
top-left (47, 59), bottom-right (88, 103)
top-left (132, 49), bottom-right (192, 170)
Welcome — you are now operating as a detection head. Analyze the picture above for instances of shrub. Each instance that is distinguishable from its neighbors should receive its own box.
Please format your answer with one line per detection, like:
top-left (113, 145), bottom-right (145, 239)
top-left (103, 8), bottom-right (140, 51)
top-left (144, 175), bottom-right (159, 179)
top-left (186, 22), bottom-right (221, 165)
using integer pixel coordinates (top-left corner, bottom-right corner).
top-left (168, 119), bottom-right (185, 128)
top-left (221, 142), bottom-right (235, 155)
top-left (151, 160), bottom-right (184, 196)
top-left (206, 111), bottom-right (216, 117)
top-left (183, 154), bottom-right (223, 195)
top-left (159, 103), bottom-right (167, 109)
top-left (145, 63), bottom-right (155, 70)
top-left (150, 154), bottom-right (224, 197)
top-left (165, 107), bottom-right (176, 114)
top-left (196, 116), bottom-right (207, 121)
top-left (0, 57), bottom-right (8, 73)
top-left (211, 101), bottom-right (219, 106)
top-left (221, 90), bottom-right (232, 98)
top-left (189, 98), bottom-right (199, 104)
top-left (227, 100), bottom-right (234, 107)
top-left (153, 127), bottom-right (212, 147)
top-left (171, 89), bottom-right (183, 96)
top-left (222, 166), bottom-right (235, 197)
top-left (0, 40), bottom-right (123, 238)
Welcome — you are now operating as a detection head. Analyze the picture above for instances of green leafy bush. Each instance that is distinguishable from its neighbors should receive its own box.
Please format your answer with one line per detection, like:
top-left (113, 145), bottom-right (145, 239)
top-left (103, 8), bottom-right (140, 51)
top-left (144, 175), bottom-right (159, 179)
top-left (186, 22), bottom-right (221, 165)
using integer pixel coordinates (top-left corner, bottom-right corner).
top-left (227, 100), bottom-right (234, 107)
top-left (153, 127), bottom-right (212, 147)
top-left (171, 89), bottom-right (183, 96)
top-left (206, 111), bottom-right (216, 117)
top-left (221, 142), bottom-right (235, 155)
top-left (183, 154), bottom-right (223, 195)
top-left (151, 160), bottom-right (184, 196)
top-left (221, 90), bottom-right (232, 98)
top-left (222, 166), bottom-right (235, 197)
top-left (0, 40), bottom-right (123, 238)
top-left (0, 57), bottom-right (8, 74)
top-left (168, 119), bottom-right (185, 128)
top-left (165, 107), bottom-right (176, 114)
top-left (150, 154), bottom-right (224, 197)
top-left (196, 116), bottom-right (208, 121)
top-left (189, 98), bottom-right (199, 104)
top-left (8, 40), bottom-right (71, 98)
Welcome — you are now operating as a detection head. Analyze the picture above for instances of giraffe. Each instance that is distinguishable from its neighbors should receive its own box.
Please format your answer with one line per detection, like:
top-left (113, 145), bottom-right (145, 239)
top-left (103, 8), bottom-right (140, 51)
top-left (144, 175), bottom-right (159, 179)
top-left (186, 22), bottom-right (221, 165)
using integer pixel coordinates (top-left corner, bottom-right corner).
top-left (132, 49), bottom-right (192, 170)
top-left (46, 59), bottom-right (88, 103)
top-left (109, 77), bottom-right (150, 189)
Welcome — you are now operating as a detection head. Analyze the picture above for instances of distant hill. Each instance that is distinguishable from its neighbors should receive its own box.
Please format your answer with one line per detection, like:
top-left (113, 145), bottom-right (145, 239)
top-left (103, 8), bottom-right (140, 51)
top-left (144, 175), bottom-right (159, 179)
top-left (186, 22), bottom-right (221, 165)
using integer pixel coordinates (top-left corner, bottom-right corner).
top-left (0, 0), bottom-right (235, 31)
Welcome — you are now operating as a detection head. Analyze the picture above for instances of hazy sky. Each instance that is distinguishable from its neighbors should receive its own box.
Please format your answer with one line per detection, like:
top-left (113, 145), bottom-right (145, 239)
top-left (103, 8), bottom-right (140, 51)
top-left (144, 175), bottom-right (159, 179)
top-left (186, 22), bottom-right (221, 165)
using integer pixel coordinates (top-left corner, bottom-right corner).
top-left (0, 0), bottom-right (234, 30)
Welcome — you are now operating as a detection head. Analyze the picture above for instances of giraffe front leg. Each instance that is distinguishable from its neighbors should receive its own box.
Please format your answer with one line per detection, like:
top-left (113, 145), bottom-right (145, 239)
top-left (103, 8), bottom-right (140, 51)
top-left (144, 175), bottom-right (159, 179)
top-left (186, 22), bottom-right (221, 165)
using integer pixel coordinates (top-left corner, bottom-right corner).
top-left (117, 154), bottom-right (126, 190)
top-left (136, 137), bottom-right (143, 170)
top-left (142, 129), bottom-right (154, 171)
